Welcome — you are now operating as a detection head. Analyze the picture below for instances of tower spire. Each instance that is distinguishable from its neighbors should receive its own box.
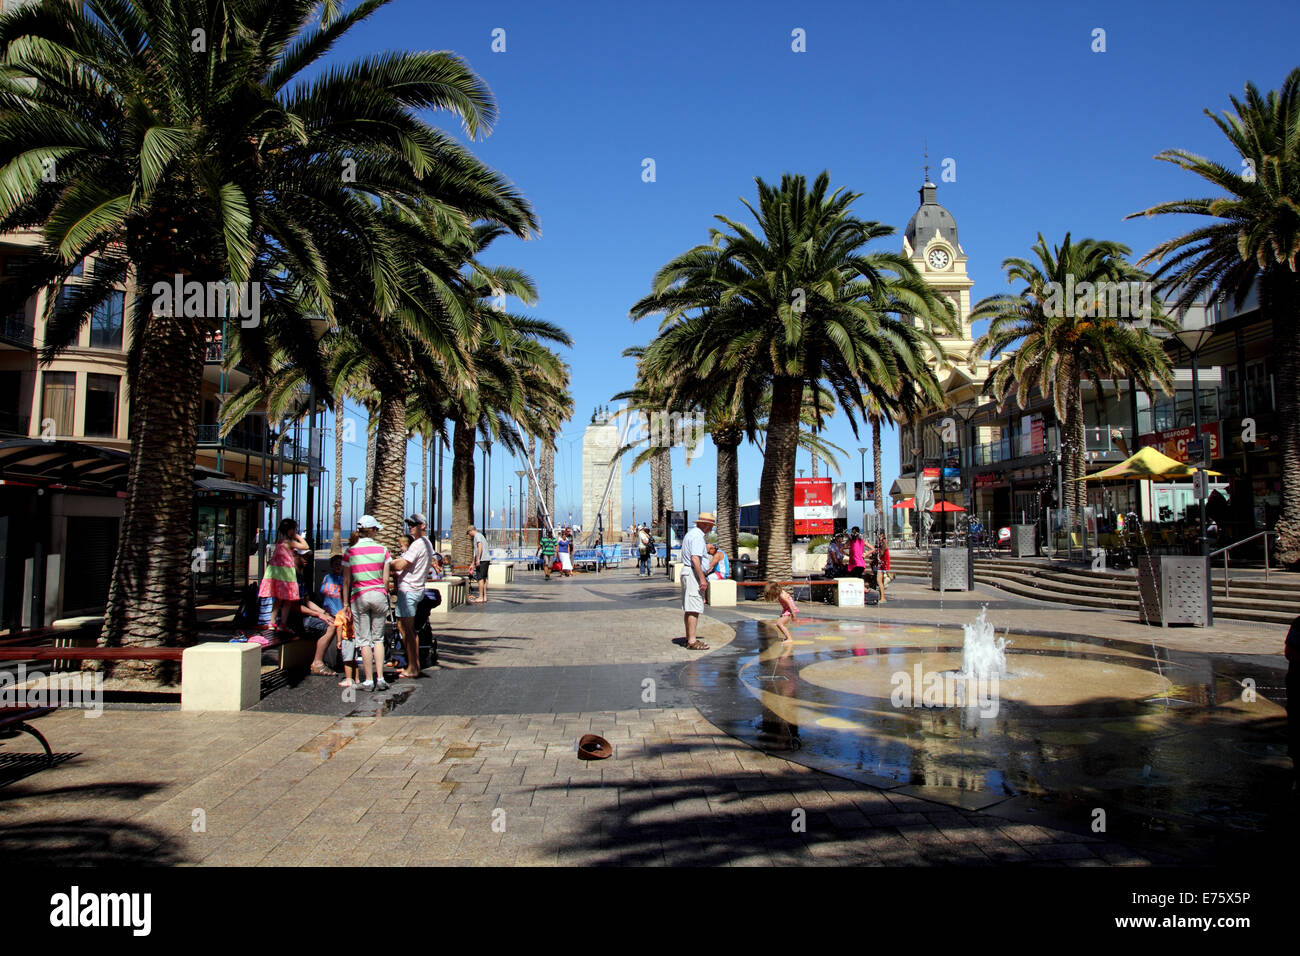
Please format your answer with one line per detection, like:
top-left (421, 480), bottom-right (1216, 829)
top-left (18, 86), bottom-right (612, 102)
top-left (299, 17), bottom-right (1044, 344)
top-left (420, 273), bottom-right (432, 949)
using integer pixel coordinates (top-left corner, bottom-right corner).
top-left (922, 139), bottom-right (931, 185)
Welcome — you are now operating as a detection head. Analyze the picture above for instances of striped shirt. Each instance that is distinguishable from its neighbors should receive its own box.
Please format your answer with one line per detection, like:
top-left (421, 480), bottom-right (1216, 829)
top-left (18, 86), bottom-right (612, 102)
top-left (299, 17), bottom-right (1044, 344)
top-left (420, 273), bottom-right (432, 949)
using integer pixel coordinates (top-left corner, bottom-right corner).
top-left (347, 538), bottom-right (390, 599)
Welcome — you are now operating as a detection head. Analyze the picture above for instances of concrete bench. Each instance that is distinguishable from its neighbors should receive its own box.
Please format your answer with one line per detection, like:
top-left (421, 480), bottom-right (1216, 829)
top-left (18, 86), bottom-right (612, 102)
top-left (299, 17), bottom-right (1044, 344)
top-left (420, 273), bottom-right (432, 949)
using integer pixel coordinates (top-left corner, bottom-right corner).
top-left (428, 577), bottom-right (467, 614)
top-left (487, 562), bottom-right (514, 585)
top-left (181, 643), bottom-right (262, 711)
top-left (706, 578), bottom-right (736, 607)
top-left (832, 577), bottom-right (865, 607)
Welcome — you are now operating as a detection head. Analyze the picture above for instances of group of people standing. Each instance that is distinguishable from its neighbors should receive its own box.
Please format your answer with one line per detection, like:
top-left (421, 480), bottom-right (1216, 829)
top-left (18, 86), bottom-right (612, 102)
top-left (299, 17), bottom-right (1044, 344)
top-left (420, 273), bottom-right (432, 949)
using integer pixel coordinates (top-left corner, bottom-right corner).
top-left (257, 511), bottom-right (446, 693)
top-left (821, 527), bottom-right (891, 601)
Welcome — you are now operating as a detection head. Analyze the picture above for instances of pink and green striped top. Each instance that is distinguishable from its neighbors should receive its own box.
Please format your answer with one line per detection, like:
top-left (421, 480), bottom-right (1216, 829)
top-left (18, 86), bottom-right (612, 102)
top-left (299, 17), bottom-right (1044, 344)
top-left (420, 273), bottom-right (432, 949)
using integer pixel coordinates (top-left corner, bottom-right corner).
top-left (346, 538), bottom-right (390, 599)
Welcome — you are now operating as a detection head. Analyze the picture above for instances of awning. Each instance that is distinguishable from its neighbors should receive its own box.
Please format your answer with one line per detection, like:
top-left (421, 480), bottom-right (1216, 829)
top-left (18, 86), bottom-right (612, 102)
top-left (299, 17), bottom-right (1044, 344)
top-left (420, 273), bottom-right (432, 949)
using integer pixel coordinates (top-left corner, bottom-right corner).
top-left (0, 439), bottom-right (275, 499)
top-left (196, 476), bottom-right (278, 501)
top-left (889, 477), bottom-right (916, 498)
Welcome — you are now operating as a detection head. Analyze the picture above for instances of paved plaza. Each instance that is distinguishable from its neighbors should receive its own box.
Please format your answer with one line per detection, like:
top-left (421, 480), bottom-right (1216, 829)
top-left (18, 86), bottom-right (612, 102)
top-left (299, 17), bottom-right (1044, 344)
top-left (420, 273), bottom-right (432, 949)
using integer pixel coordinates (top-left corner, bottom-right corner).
top-left (0, 567), bottom-right (1291, 866)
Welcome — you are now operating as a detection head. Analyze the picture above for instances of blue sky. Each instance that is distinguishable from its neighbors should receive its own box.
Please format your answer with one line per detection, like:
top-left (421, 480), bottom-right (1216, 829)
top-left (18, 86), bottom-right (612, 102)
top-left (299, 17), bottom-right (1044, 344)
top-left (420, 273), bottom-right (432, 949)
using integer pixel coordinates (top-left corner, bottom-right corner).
top-left (297, 0), bottom-right (1300, 533)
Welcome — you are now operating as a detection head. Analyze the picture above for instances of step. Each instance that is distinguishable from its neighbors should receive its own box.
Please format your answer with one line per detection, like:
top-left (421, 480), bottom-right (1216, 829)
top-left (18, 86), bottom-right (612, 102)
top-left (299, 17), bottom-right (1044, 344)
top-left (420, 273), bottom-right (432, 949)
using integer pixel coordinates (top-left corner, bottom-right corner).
top-left (890, 558), bottom-right (1297, 624)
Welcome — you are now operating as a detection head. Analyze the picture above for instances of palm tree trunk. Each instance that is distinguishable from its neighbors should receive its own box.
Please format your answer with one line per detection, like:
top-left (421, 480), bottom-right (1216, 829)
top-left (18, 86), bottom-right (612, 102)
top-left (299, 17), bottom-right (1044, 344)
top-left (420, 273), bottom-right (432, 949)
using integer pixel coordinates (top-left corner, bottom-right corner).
top-left (100, 303), bottom-right (207, 682)
top-left (1274, 308), bottom-right (1300, 565)
top-left (872, 415), bottom-right (884, 530)
top-left (714, 424), bottom-right (741, 570)
top-left (758, 376), bottom-right (802, 582)
top-left (539, 436), bottom-right (555, 530)
top-left (363, 404), bottom-right (378, 514)
top-left (331, 393), bottom-right (344, 553)
top-left (524, 433), bottom-right (537, 531)
top-left (1061, 367), bottom-right (1087, 521)
top-left (450, 416), bottom-right (477, 566)
top-left (652, 447), bottom-right (672, 543)
top-left (368, 385), bottom-right (408, 554)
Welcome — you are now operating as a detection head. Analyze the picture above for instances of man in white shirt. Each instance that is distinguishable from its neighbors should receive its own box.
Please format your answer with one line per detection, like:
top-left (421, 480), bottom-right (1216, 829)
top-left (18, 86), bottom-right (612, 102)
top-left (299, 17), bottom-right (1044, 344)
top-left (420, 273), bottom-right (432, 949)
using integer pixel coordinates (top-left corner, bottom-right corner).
top-left (680, 512), bottom-right (714, 650)
top-left (390, 513), bottom-right (431, 678)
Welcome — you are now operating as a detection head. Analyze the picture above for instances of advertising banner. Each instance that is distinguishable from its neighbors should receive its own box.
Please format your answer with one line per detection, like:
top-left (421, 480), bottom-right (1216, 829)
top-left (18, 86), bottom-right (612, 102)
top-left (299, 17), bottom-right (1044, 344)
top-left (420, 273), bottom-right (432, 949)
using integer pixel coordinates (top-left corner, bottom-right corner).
top-left (1138, 423), bottom-right (1220, 463)
top-left (794, 477), bottom-right (834, 534)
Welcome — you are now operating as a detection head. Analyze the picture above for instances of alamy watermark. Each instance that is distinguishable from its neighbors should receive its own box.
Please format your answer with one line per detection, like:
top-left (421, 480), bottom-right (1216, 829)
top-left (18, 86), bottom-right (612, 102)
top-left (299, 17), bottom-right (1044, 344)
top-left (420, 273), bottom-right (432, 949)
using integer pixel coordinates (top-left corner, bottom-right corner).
top-left (610, 403), bottom-right (707, 463)
top-left (1042, 275), bottom-right (1152, 323)
top-left (891, 662), bottom-right (1000, 718)
top-left (151, 275), bottom-right (260, 327)
top-left (0, 663), bottom-right (103, 717)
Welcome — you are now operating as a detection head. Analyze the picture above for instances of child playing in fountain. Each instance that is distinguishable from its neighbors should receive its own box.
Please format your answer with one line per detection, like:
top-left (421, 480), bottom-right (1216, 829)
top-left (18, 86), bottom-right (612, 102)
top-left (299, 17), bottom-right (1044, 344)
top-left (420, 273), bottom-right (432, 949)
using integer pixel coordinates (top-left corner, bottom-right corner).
top-left (763, 582), bottom-right (799, 643)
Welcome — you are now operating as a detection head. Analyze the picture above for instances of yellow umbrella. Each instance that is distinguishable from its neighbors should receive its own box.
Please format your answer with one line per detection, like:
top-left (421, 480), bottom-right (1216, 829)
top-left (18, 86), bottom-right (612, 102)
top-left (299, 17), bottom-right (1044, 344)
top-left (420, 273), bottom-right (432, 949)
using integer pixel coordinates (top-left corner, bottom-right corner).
top-left (1070, 445), bottom-right (1221, 482)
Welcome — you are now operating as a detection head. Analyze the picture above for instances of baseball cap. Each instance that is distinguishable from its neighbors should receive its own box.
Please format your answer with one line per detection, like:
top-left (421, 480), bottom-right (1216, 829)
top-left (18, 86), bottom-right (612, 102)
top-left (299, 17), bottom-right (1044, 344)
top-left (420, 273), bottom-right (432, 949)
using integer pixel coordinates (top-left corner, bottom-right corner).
top-left (406, 513), bottom-right (427, 526)
top-left (357, 514), bottom-right (383, 530)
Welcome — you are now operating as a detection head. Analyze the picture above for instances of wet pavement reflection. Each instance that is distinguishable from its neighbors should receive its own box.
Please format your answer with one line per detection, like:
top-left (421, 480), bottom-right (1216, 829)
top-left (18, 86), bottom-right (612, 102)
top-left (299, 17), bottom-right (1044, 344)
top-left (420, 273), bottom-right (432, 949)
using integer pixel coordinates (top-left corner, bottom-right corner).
top-left (682, 616), bottom-right (1292, 862)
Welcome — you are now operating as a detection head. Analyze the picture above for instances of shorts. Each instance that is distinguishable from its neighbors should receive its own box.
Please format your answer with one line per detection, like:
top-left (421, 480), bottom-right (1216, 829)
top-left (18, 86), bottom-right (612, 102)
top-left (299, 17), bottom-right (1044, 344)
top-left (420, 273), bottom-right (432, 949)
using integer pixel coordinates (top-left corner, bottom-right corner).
top-left (476, 560), bottom-right (490, 582)
top-left (302, 616), bottom-right (328, 639)
top-left (351, 589), bottom-right (388, 648)
top-left (340, 639), bottom-right (357, 663)
top-left (396, 590), bottom-right (421, 618)
top-left (682, 579), bottom-right (704, 615)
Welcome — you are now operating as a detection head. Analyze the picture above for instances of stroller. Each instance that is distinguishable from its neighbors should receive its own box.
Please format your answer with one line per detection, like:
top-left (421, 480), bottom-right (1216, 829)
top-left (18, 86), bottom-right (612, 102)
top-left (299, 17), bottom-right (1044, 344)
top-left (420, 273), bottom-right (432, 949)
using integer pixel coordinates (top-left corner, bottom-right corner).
top-left (384, 589), bottom-right (441, 670)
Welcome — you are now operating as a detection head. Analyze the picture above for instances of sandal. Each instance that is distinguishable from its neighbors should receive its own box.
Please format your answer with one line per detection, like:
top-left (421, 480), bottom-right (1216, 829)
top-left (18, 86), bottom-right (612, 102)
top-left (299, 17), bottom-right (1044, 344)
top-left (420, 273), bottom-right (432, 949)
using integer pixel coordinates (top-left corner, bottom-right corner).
top-left (309, 663), bottom-right (334, 677)
top-left (685, 640), bottom-right (710, 651)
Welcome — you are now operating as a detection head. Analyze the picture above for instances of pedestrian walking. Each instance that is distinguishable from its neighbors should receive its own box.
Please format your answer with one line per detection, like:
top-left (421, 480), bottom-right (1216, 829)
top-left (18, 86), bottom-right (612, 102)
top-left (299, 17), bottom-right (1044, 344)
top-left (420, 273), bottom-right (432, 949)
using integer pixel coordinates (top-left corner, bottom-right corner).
top-left (557, 529), bottom-right (573, 577)
top-left (680, 512), bottom-right (713, 650)
top-left (344, 515), bottom-right (391, 692)
top-left (538, 530), bottom-right (557, 580)
top-left (637, 524), bottom-right (654, 576)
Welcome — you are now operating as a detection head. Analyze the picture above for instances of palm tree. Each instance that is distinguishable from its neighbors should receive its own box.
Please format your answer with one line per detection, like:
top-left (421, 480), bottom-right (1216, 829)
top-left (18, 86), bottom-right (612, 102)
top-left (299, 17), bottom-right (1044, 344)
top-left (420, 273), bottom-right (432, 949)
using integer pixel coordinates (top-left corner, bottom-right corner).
top-left (631, 172), bottom-right (954, 581)
top-left (446, 297), bottom-right (573, 567)
top-left (0, 0), bottom-right (525, 658)
top-left (1126, 68), bottom-right (1300, 564)
top-left (970, 233), bottom-right (1177, 518)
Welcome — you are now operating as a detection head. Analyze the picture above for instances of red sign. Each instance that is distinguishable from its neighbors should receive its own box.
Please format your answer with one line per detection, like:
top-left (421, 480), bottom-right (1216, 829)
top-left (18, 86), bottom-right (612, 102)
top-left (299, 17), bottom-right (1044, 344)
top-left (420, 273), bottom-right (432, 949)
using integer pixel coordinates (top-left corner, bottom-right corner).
top-left (794, 477), bottom-right (834, 534)
top-left (1138, 423), bottom-right (1220, 463)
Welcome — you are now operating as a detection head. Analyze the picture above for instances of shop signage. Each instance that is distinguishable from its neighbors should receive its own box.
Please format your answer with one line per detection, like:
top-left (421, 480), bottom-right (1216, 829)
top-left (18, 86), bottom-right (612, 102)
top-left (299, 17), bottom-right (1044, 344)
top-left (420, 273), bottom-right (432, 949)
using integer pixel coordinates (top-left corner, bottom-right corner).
top-left (1139, 423), bottom-right (1220, 463)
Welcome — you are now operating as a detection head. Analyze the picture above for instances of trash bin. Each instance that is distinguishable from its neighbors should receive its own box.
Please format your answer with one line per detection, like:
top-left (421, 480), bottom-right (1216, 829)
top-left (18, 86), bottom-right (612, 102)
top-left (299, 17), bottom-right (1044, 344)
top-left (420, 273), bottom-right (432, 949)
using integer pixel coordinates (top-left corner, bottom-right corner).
top-left (931, 547), bottom-right (971, 591)
top-left (1135, 555), bottom-right (1210, 626)
top-left (1011, 524), bottom-right (1036, 558)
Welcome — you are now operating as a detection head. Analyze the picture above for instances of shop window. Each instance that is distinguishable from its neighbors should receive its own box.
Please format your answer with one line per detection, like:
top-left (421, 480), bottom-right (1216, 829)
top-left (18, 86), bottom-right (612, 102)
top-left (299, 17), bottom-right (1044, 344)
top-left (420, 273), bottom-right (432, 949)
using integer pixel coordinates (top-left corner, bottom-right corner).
top-left (40, 371), bottom-right (75, 436)
top-left (84, 373), bottom-right (119, 438)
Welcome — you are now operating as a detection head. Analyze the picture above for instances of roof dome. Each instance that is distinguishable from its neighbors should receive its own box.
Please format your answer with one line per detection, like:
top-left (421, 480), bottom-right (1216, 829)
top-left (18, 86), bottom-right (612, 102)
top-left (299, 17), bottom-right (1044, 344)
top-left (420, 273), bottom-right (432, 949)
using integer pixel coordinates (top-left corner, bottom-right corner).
top-left (904, 181), bottom-right (959, 251)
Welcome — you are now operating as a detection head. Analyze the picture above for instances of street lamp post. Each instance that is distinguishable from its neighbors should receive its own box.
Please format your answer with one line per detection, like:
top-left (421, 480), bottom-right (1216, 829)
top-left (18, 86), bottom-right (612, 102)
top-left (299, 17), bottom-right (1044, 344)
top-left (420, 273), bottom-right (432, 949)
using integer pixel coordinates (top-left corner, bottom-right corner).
top-left (1174, 327), bottom-right (1216, 626)
top-left (348, 476), bottom-right (357, 530)
top-left (515, 470), bottom-right (526, 555)
top-left (857, 447), bottom-right (867, 534)
top-left (477, 440), bottom-right (491, 531)
top-left (410, 481), bottom-right (418, 517)
top-left (955, 402), bottom-right (981, 590)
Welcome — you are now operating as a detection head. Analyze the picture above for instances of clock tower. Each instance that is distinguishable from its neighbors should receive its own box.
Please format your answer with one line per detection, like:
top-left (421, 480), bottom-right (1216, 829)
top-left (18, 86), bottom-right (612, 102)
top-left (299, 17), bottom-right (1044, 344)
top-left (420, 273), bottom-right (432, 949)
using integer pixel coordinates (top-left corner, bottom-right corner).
top-left (901, 177), bottom-right (979, 370)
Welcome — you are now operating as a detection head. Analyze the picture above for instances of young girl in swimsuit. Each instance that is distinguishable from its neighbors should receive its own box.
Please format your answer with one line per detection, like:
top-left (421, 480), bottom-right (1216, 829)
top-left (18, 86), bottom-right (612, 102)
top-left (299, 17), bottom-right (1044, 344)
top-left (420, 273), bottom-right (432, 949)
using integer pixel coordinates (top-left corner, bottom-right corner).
top-left (763, 582), bottom-right (798, 643)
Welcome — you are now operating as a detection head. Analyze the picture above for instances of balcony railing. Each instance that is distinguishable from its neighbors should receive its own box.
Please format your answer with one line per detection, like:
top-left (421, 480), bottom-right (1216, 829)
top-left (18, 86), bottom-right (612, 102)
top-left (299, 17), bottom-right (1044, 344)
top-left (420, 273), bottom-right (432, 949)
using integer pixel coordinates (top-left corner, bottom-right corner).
top-left (196, 422), bottom-right (309, 462)
top-left (1, 315), bottom-right (34, 347)
top-left (0, 410), bottom-right (30, 436)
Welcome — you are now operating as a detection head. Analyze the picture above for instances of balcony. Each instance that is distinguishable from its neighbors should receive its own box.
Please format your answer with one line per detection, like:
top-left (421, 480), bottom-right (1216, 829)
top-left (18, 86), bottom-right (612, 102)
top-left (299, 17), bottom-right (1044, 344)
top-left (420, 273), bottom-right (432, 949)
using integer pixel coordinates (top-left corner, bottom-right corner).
top-left (196, 422), bottom-right (309, 462)
top-left (0, 410), bottom-right (30, 437)
top-left (1, 314), bottom-right (34, 348)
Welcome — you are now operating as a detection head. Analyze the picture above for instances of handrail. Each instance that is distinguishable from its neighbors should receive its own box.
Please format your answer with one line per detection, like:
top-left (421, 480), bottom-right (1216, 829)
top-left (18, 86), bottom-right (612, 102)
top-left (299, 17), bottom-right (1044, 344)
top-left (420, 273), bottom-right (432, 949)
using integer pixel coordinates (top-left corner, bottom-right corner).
top-left (1209, 530), bottom-right (1277, 597)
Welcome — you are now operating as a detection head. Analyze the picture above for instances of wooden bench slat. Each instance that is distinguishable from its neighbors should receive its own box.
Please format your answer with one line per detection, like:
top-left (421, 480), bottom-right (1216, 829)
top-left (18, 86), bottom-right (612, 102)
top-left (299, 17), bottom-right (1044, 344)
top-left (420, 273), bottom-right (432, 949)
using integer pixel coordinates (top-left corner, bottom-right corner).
top-left (0, 647), bottom-right (186, 661)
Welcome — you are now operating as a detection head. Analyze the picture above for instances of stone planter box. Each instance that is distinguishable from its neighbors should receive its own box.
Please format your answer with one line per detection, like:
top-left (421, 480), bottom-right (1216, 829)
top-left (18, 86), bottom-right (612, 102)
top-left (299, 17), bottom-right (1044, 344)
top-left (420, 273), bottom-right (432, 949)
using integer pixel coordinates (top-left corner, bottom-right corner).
top-left (931, 547), bottom-right (970, 591)
top-left (1011, 524), bottom-right (1037, 558)
top-left (1136, 555), bottom-right (1210, 626)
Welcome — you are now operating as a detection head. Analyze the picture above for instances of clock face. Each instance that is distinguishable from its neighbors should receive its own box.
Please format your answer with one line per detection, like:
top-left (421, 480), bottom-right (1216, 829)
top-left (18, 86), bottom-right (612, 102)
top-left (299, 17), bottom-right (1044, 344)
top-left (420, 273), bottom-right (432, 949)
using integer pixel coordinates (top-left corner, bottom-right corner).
top-left (928, 248), bottom-right (951, 270)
